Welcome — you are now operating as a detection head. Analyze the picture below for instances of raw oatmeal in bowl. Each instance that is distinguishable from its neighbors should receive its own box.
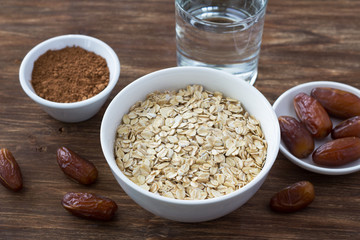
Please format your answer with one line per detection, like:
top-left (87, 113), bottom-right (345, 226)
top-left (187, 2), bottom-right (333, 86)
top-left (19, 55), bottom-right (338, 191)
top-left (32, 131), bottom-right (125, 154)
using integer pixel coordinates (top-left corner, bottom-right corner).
top-left (101, 66), bottom-right (279, 222)
top-left (114, 84), bottom-right (267, 200)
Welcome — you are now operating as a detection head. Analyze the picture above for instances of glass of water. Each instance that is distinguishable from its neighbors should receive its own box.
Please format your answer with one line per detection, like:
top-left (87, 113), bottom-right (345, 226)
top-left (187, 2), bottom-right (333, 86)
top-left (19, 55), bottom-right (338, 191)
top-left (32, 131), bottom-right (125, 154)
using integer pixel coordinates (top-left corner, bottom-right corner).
top-left (175, 0), bottom-right (268, 85)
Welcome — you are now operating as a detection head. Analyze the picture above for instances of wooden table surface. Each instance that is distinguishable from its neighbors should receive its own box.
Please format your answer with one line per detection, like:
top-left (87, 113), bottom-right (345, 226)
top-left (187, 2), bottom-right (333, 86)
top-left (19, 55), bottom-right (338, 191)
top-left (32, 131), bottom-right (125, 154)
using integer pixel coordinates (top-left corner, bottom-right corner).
top-left (1, 0), bottom-right (359, 239)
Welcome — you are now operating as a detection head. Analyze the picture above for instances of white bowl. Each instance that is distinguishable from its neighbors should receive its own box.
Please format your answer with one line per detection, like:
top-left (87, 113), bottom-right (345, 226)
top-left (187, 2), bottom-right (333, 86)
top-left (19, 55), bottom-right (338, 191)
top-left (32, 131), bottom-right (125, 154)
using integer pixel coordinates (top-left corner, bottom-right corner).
top-left (19, 34), bottom-right (120, 123)
top-left (273, 81), bottom-right (360, 175)
top-left (101, 66), bottom-right (280, 222)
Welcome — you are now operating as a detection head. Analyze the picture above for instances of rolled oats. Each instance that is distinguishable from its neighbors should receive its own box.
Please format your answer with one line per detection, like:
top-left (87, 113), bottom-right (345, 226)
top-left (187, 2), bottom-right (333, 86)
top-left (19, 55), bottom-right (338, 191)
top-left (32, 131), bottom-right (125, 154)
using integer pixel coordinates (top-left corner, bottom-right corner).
top-left (114, 85), bottom-right (267, 200)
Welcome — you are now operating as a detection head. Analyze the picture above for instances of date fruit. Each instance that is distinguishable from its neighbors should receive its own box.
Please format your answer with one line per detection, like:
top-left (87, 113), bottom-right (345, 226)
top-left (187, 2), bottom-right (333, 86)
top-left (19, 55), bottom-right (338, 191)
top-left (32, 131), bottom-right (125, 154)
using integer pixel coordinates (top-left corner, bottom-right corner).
top-left (293, 92), bottom-right (332, 139)
top-left (312, 137), bottom-right (360, 166)
top-left (270, 181), bottom-right (315, 213)
top-left (331, 116), bottom-right (360, 139)
top-left (62, 192), bottom-right (118, 221)
top-left (311, 87), bottom-right (360, 119)
top-left (57, 147), bottom-right (98, 185)
top-left (278, 116), bottom-right (314, 158)
top-left (0, 148), bottom-right (23, 191)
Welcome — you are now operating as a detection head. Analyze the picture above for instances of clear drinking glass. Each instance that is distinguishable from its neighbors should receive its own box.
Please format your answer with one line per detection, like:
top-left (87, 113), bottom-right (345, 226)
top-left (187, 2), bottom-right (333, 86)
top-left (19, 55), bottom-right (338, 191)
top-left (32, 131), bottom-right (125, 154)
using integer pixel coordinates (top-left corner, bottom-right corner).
top-left (175, 0), bottom-right (268, 85)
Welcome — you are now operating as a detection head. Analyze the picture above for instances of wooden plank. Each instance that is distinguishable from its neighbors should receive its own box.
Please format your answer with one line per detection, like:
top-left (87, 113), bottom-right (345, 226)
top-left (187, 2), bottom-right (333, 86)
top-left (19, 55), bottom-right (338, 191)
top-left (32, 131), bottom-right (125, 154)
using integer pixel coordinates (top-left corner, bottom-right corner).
top-left (0, 0), bottom-right (359, 239)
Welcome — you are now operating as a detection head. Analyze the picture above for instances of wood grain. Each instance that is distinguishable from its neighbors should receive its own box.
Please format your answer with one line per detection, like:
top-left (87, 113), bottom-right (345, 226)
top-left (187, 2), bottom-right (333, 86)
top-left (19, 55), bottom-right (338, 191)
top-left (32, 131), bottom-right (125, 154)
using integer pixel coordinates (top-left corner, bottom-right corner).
top-left (1, 0), bottom-right (359, 239)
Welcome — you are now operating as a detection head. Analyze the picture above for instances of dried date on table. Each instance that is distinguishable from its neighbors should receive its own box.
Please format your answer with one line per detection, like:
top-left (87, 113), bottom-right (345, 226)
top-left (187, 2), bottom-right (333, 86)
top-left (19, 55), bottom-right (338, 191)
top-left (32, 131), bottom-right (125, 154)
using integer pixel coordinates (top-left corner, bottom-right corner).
top-left (270, 181), bottom-right (315, 213)
top-left (62, 192), bottom-right (118, 221)
top-left (0, 148), bottom-right (23, 191)
top-left (57, 147), bottom-right (98, 185)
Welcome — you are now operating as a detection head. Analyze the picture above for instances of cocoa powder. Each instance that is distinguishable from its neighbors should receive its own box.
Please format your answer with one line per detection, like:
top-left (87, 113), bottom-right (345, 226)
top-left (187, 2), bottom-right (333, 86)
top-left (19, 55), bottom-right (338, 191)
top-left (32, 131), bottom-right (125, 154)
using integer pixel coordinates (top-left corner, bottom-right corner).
top-left (31, 46), bottom-right (109, 103)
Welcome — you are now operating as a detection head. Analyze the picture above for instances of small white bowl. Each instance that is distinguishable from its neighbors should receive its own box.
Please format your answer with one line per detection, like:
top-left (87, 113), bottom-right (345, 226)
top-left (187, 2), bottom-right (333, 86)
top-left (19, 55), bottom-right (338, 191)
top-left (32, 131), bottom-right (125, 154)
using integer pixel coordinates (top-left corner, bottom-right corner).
top-left (273, 81), bottom-right (360, 175)
top-left (19, 34), bottom-right (120, 123)
top-left (101, 66), bottom-right (280, 222)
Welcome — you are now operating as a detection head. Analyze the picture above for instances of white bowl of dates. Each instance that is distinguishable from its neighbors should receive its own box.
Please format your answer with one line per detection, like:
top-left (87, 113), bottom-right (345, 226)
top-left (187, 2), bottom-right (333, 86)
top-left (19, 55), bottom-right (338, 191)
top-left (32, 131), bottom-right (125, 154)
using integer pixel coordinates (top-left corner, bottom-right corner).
top-left (100, 66), bottom-right (280, 222)
top-left (273, 81), bottom-right (360, 175)
top-left (19, 34), bottom-right (120, 123)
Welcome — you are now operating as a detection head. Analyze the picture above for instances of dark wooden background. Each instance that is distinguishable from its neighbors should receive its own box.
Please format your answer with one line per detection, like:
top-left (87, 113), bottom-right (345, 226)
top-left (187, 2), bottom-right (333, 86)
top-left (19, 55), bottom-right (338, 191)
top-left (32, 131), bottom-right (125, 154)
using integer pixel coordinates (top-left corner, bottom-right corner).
top-left (1, 0), bottom-right (359, 239)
